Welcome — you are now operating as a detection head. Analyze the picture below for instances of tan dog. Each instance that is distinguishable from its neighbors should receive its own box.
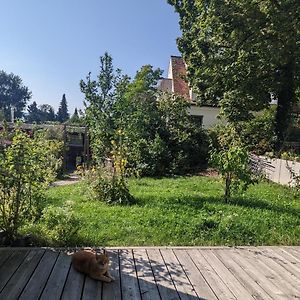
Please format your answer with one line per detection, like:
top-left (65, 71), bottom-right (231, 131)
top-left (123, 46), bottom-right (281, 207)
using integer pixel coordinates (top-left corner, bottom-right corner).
top-left (72, 248), bottom-right (115, 282)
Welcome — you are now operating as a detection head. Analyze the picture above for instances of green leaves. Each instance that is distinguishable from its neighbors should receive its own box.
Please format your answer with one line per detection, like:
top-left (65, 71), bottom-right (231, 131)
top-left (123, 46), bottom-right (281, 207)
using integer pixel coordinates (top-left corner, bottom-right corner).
top-left (0, 128), bottom-right (63, 240)
top-left (210, 125), bottom-right (257, 201)
top-left (168, 0), bottom-right (300, 144)
top-left (0, 70), bottom-right (31, 120)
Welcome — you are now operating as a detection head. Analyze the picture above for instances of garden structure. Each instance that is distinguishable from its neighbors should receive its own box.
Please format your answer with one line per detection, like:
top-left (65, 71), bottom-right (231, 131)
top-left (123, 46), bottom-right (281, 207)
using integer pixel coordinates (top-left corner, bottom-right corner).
top-left (0, 122), bottom-right (90, 170)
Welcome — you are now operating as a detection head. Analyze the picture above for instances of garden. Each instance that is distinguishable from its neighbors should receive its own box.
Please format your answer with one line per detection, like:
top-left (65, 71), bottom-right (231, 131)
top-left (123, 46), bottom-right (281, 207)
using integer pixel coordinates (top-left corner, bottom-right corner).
top-left (0, 52), bottom-right (299, 248)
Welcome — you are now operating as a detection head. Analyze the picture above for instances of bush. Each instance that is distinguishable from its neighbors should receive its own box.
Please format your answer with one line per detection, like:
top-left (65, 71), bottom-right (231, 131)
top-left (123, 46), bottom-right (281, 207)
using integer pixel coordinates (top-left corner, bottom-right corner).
top-left (0, 128), bottom-right (62, 241)
top-left (23, 202), bottom-right (80, 246)
top-left (85, 166), bottom-right (134, 205)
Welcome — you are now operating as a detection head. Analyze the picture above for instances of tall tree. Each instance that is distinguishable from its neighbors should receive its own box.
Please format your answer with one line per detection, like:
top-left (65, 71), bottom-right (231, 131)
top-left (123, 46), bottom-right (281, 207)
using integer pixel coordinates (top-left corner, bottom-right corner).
top-left (56, 94), bottom-right (69, 123)
top-left (168, 0), bottom-right (300, 148)
top-left (80, 52), bottom-right (120, 162)
top-left (0, 70), bottom-right (32, 121)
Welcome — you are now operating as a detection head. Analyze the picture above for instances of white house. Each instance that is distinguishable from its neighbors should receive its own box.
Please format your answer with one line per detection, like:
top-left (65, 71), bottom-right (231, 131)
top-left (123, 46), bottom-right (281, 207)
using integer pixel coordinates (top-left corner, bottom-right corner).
top-left (158, 56), bottom-right (221, 129)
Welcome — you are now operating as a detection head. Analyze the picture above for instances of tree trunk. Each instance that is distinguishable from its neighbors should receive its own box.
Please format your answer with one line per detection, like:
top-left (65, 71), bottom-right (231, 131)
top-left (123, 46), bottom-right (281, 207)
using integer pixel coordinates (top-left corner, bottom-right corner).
top-left (224, 173), bottom-right (231, 203)
top-left (275, 60), bottom-right (295, 151)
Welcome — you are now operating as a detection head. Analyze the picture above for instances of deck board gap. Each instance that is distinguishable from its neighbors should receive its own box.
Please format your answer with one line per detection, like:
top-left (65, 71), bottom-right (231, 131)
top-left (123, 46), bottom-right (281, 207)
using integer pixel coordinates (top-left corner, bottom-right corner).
top-left (172, 249), bottom-right (200, 300)
top-left (145, 249), bottom-right (162, 300)
top-left (158, 249), bottom-right (182, 299)
top-left (186, 250), bottom-right (219, 300)
top-left (0, 250), bottom-right (30, 293)
top-left (59, 257), bottom-right (72, 300)
top-left (118, 250), bottom-right (123, 300)
top-left (18, 250), bottom-right (46, 299)
top-left (132, 249), bottom-right (143, 299)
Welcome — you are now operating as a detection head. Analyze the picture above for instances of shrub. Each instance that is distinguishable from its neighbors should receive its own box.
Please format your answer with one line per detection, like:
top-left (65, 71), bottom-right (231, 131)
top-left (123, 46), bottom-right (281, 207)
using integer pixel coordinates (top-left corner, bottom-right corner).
top-left (85, 166), bottom-right (134, 205)
top-left (38, 202), bottom-right (79, 246)
top-left (0, 128), bottom-right (62, 241)
top-left (23, 201), bottom-right (80, 246)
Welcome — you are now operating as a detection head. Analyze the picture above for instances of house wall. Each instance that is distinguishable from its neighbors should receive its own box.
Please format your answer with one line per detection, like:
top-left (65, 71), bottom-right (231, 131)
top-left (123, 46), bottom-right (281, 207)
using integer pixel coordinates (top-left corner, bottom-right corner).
top-left (187, 105), bottom-right (221, 128)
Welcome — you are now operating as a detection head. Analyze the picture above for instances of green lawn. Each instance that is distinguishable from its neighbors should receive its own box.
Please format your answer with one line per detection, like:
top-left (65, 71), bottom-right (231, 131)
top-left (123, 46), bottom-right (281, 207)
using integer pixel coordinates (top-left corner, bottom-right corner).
top-left (37, 176), bottom-right (299, 246)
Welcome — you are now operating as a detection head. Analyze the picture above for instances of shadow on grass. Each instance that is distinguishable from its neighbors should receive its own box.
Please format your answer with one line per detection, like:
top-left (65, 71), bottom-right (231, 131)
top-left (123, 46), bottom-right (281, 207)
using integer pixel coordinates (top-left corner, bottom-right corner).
top-left (135, 193), bottom-right (300, 217)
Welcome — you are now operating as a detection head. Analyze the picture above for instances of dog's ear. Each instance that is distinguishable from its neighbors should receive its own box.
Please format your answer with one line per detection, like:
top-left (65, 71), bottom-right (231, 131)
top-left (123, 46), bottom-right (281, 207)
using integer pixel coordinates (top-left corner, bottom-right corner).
top-left (102, 248), bottom-right (107, 255)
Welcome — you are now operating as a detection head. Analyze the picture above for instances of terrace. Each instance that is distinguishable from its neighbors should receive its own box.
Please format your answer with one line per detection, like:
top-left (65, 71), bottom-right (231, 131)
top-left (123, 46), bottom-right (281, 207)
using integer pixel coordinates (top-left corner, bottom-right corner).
top-left (0, 246), bottom-right (299, 299)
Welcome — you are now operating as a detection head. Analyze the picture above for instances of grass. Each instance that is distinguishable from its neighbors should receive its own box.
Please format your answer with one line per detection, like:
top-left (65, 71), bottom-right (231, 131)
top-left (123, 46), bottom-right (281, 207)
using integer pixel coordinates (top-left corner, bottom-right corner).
top-left (31, 176), bottom-right (300, 246)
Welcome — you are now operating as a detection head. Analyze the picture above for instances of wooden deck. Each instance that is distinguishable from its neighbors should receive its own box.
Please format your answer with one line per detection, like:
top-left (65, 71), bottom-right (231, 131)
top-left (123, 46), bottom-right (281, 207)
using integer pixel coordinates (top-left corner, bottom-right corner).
top-left (0, 247), bottom-right (299, 300)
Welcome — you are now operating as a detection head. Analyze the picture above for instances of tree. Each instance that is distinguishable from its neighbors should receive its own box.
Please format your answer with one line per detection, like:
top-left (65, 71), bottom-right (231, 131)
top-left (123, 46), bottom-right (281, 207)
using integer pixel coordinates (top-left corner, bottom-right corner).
top-left (39, 104), bottom-right (56, 122)
top-left (210, 125), bottom-right (257, 202)
top-left (26, 102), bottom-right (56, 124)
top-left (80, 52), bottom-right (135, 205)
top-left (80, 52), bottom-right (122, 163)
top-left (0, 70), bottom-right (32, 121)
top-left (81, 52), bottom-right (209, 177)
top-left (68, 108), bottom-right (81, 124)
top-left (26, 101), bottom-right (40, 123)
top-left (168, 0), bottom-right (300, 149)
top-left (56, 94), bottom-right (69, 123)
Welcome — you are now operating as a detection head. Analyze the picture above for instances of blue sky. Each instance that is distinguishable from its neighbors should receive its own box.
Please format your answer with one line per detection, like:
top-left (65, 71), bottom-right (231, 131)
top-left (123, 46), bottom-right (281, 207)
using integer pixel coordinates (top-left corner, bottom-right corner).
top-left (0, 0), bottom-right (181, 114)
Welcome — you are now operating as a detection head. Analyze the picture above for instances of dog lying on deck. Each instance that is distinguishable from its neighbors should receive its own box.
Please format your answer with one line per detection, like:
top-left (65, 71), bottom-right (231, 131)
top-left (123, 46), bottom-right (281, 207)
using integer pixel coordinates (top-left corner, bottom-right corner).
top-left (72, 248), bottom-right (115, 282)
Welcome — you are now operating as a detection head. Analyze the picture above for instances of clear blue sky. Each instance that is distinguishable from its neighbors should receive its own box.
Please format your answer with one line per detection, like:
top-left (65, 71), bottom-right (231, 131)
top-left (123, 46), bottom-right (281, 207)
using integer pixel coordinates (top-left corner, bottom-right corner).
top-left (0, 0), bottom-right (181, 114)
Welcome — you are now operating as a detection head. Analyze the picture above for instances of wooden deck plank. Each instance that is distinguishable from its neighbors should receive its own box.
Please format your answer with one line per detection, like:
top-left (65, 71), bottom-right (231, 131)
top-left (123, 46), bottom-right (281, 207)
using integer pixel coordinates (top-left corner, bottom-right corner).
top-left (0, 249), bottom-right (12, 266)
top-left (82, 276), bottom-right (102, 300)
top-left (19, 250), bottom-right (59, 300)
top-left (0, 250), bottom-right (44, 299)
top-left (191, 249), bottom-right (237, 299)
top-left (160, 249), bottom-right (199, 300)
top-left (133, 249), bottom-right (161, 300)
top-left (229, 249), bottom-right (287, 300)
top-left (283, 247), bottom-right (300, 261)
top-left (102, 250), bottom-right (122, 300)
top-left (277, 247), bottom-right (300, 264)
top-left (201, 250), bottom-right (254, 300)
top-left (214, 249), bottom-right (273, 300)
top-left (241, 249), bottom-right (300, 298)
top-left (262, 248), bottom-right (300, 288)
top-left (40, 251), bottom-right (72, 300)
top-left (147, 249), bottom-right (180, 300)
top-left (173, 249), bottom-right (218, 300)
top-left (119, 249), bottom-right (141, 300)
top-left (61, 259), bottom-right (85, 300)
top-left (0, 249), bottom-right (29, 292)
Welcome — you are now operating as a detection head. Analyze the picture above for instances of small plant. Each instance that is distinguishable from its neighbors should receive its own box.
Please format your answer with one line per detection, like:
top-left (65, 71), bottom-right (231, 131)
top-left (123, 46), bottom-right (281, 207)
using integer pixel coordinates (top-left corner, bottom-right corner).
top-left (210, 126), bottom-right (258, 202)
top-left (286, 160), bottom-right (300, 198)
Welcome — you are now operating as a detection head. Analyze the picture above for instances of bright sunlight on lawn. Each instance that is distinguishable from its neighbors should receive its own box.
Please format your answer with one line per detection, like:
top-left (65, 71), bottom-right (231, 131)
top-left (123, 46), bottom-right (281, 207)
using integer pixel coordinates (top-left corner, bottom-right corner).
top-left (34, 176), bottom-right (300, 247)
